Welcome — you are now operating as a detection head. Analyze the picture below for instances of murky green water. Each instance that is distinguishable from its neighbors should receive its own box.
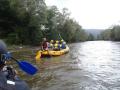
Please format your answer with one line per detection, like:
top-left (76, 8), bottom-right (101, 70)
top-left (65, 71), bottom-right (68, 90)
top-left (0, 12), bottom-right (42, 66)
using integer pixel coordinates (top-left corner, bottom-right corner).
top-left (12, 41), bottom-right (120, 90)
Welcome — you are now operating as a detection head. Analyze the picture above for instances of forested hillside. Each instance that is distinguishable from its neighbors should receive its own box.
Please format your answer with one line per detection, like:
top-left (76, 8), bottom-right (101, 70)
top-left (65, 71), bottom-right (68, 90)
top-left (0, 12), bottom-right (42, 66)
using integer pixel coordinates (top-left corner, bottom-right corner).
top-left (85, 29), bottom-right (104, 40)
top-left (0, 0), bottom-right (89, 45)
top-left (99, 25), bottom-right (120, 41)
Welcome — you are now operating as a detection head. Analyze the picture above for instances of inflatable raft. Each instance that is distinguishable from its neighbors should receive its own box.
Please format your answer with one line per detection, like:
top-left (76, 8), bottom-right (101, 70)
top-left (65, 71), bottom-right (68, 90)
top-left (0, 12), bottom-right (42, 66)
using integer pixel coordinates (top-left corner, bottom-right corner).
top-left (36, 45), bottom-right (69, 60)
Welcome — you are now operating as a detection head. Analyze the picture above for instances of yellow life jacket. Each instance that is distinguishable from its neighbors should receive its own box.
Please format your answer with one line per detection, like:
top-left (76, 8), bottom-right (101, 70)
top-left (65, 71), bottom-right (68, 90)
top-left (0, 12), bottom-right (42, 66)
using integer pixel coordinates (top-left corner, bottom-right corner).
top-left (50, 40), bottom-right (54, 43)
top-left (54, 43), bottom-right (58, 48)
top-left (50, 43), bottom-right (53, 47)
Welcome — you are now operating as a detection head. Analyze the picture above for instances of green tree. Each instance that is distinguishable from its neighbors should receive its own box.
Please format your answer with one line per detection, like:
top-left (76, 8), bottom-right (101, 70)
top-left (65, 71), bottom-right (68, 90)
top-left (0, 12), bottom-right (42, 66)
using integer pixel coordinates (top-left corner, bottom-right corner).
top-left (0, 0), bottom-right (47, 45)
top-left (0, 0), bottom-right (89, 45)
top-left (88, 34), bottom-right (94, 41)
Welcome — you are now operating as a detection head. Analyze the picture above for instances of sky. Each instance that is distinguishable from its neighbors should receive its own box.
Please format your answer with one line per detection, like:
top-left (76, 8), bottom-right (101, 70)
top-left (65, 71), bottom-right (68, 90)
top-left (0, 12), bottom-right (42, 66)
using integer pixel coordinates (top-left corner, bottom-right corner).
top-left (45, 0), bottom-right (120, 29)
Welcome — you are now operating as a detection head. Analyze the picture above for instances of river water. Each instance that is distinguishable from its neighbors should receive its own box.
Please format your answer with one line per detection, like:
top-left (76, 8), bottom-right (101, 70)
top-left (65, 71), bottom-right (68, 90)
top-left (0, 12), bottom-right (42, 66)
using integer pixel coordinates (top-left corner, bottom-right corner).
top-left (24, 41), bottom-right (120, 90)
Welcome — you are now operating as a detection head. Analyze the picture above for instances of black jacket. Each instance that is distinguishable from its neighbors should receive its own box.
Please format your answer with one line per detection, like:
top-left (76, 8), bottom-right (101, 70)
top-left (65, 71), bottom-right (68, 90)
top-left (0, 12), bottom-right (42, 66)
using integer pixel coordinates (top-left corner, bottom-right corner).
top-left (0, 71), bottom-right (30, 90)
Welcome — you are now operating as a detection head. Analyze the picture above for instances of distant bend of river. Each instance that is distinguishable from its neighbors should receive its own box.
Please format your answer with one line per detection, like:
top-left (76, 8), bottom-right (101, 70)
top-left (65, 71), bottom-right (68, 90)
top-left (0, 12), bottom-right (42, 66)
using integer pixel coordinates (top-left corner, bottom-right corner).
top-left (24, 41), bottom-right (120, 90)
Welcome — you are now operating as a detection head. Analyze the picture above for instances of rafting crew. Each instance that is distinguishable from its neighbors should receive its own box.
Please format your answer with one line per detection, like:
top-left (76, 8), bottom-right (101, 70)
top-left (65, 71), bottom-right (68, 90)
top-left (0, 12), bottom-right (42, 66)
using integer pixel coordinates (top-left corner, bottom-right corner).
top-left (41, 38), bottom-right (67, 51)
top-left (0, 40), bottom-right (30, 90)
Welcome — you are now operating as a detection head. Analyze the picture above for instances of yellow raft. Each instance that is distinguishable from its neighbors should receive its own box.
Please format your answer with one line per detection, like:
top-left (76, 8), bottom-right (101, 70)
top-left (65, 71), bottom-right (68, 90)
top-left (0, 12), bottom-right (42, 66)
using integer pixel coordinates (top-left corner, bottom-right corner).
top-left (35, 45), bottom-right (69, 60)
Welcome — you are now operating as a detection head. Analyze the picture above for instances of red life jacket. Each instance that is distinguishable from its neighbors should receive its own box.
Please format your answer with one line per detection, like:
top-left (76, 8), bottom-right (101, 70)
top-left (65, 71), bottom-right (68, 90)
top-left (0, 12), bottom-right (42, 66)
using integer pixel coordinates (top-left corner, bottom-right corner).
top-left (42, 41), bottom-right (48, 49)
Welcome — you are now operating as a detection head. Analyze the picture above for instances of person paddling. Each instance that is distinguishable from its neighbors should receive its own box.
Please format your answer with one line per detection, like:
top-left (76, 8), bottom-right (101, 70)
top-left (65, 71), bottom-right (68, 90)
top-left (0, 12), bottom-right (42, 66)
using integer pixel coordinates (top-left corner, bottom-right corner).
top-left (48, 40), bottom-right (54, 50)
top-left (0, 40), bottom-right (30, 90)
top-left (41, 38), bottom-right (49, 51)
top-left (61, 40), bottom-right (66, 49)
top-left (53, 40), bottom-right (60, 51)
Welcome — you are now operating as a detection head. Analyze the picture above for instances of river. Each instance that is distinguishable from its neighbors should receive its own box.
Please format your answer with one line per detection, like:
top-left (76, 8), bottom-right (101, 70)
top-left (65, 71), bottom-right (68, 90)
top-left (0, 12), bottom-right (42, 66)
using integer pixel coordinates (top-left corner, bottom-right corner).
top-left (17, 41), bottom-right (120, 90)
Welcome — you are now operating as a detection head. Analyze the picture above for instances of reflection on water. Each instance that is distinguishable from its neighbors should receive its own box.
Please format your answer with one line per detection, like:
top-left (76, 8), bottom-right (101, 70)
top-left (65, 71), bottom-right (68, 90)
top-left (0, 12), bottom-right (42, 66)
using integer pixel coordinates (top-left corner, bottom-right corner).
top-left (25, 41), bottom-right (120, 90)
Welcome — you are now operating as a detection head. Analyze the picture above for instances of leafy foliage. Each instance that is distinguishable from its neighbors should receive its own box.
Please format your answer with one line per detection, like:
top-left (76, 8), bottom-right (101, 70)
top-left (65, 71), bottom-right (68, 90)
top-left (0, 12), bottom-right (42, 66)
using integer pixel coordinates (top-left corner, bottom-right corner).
top-left (0, 0), bottom-right (89, 45)
top-left (99, 25), bottom-right (120, 41)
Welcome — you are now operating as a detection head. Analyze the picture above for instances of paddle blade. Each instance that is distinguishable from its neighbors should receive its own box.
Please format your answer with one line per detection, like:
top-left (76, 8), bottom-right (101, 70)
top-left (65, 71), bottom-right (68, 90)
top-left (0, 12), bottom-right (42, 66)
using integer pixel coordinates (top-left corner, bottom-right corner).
top-left (18, 61), bottom-right (38, 75)
top-left (35, 51), bottom-right (41, 61)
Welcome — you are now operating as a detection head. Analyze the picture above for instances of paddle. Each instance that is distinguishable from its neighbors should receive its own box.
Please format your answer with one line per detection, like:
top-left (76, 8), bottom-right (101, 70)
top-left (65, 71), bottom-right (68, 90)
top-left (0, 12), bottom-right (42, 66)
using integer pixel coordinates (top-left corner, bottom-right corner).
top-left (58, 33), bottom-right (63, 40)
top-left (0, 40), bottom-right (38, 75)
top-left (11, 57), bottom-right (38, 75)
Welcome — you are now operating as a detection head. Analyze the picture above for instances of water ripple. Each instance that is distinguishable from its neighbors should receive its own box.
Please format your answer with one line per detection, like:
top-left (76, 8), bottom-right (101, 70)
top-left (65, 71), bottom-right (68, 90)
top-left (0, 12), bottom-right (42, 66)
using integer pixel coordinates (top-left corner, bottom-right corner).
top-left (31, 41), bottom-right (120, 90)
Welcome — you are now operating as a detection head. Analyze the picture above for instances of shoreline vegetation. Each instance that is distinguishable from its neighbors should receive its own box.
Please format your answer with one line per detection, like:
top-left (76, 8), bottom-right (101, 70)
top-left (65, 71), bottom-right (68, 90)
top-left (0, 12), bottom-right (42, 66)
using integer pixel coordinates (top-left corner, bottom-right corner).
top-left (0, 0), bottom-right (120, 46)
top-left (0, 0), bottom-right (89, 45)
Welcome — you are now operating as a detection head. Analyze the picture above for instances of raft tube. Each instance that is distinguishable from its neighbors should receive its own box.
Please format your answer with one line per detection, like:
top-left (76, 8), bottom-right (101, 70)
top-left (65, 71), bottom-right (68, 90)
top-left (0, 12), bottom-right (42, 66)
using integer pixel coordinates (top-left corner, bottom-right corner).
top-left (36, 45), bottom-right (69, 59)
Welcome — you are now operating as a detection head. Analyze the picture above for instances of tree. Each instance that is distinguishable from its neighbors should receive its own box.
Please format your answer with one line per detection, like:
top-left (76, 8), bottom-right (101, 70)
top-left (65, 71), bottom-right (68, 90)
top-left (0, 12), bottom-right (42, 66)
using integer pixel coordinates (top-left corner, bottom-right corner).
top-left (0, 0), bottom-right (47, 45)
top-left (88, 34), bottom-right (94, 41)
top-left (99, 25), bottom-right (120, 41)
top-left (0, 0), bottom-right (89, 45)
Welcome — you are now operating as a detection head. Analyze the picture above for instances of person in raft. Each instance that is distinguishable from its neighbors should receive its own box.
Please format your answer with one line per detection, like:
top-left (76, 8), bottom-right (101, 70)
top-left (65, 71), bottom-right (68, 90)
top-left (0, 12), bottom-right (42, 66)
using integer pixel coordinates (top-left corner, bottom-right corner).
top-left (41, 38), bottom-right (49, 51)
top-left (60, 40), bottom-right (66, 49)
top-left (53, 40), bottom-right (61, 51)
top-left (0, 40), bottom-right (30, 90)
top-left (48, 40), bottom-right (54, 50)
